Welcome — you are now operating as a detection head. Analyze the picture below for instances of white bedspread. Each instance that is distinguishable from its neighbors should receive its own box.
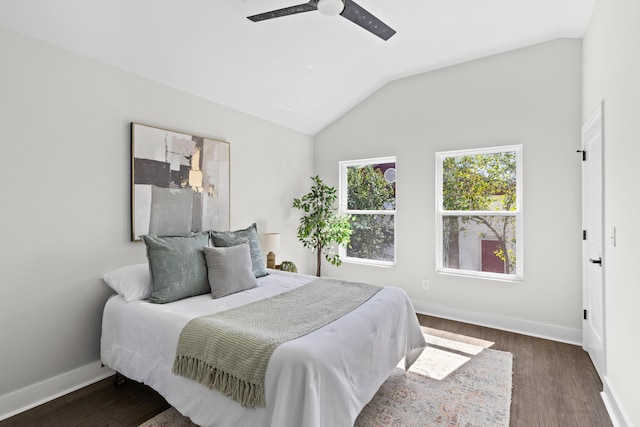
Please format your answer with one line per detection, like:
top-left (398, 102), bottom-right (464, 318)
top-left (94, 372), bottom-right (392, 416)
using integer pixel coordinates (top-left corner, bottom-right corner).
top-left (100, 270), bottom-right (425, 427)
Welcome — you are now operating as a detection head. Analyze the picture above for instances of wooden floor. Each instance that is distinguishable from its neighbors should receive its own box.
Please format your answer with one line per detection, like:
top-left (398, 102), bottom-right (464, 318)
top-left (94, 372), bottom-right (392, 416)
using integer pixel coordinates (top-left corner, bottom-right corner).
top-left (0, 315), bottom-right (612, 427)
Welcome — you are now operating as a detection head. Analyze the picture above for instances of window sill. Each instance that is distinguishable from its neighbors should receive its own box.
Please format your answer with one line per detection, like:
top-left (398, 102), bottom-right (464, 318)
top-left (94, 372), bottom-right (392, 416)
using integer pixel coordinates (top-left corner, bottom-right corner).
top-left (342, 258), bottom-right (396, 268)
top-left (437, 268), bottom-right (523, 283)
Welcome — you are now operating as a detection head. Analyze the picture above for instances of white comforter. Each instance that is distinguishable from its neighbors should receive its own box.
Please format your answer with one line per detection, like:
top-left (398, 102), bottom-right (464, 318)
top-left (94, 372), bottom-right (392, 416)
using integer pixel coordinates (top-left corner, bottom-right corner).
top-left (100, 270), bottom-right (425, 427)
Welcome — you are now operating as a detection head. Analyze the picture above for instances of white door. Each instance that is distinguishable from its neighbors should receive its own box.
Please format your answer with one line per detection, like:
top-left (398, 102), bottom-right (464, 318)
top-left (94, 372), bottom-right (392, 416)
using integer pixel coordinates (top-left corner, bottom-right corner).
top-left (582, 101), bottom-right (605, 379)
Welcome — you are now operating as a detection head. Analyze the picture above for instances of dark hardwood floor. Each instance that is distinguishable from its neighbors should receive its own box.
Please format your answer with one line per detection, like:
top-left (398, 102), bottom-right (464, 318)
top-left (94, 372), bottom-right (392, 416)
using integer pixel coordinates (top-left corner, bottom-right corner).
top-left (0, 315), bottom-right (612, 427)
top-left (420, 315), bottom-right (612, 427)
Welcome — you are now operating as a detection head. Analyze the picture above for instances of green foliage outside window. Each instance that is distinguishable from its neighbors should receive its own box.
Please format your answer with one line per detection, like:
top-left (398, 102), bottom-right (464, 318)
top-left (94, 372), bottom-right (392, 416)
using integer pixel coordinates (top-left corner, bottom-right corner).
top-left (442, 151), bottom-right (517, 273)
top-left (346, 164), bottom-right (395, 262)
top-left (442, 152), bottom-right (516, 211)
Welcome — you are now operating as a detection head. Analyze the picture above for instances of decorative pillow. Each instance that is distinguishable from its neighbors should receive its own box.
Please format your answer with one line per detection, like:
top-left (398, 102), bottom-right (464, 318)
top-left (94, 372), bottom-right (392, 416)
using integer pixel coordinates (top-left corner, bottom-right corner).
top-left (203, 244), bottom-right (258, 298)
top-left (210, 223), bottom-right (268, 278)
top-left (101, 263), bottom-right (151, 302)
top-left (142, 233), bottom-right (210, 304)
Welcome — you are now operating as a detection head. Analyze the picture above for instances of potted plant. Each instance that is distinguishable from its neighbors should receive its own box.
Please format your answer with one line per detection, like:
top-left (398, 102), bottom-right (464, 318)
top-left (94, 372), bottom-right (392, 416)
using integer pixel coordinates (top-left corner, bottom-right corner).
top-left (293, 175), bottom-right (352, 277)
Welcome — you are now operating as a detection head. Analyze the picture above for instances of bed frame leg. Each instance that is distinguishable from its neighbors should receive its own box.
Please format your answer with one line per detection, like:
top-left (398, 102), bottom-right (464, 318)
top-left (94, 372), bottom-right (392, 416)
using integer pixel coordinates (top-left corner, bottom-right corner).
top-left (114, 372), bottom-right (127, 388)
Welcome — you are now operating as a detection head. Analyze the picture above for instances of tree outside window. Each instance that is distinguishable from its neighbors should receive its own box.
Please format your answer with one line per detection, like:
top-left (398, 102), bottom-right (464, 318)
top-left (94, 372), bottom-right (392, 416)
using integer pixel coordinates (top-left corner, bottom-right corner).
top-left (339, 157), bottom-right (396, 265)
top-left (437, 146), bottom-right (522, 280)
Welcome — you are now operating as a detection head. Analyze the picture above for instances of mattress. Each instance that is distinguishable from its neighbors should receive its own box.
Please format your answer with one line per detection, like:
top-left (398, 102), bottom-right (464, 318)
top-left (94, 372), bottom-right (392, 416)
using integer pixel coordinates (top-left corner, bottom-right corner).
top-left (100, 270), bottom-right (425, 427)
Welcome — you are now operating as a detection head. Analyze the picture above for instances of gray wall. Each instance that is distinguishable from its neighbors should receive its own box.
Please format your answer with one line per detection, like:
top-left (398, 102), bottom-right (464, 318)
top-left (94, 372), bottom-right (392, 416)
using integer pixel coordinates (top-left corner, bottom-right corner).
top-left (4, 13), bottom-right (634, 425)
top-left (0, 27), bottom-right (314, 398)
top-left (583, 0), bottom-right (640, 424)
top-left (314, 39), bottom-right (584, 338)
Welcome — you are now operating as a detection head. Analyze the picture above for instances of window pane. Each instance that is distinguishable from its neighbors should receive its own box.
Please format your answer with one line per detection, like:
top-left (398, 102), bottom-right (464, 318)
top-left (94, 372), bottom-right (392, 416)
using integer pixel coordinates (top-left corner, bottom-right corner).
top-left (347, 162), bottom-right (396, 210)
top-left (347, 214), bottom-right (394, 262)
top-left (442, 152), bottom-right (516, 211)
top-left (442, 215), bottom-right (517, 274)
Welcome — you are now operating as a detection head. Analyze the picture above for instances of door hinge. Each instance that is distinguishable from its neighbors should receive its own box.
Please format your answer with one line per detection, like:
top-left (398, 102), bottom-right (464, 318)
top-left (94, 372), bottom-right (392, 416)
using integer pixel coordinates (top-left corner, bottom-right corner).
top-left (583, 309), bottom-right (588, 320)
top-left (583, 230), bottom-right (587, 240)
top-left (577, 149), bottom-right (586, 161)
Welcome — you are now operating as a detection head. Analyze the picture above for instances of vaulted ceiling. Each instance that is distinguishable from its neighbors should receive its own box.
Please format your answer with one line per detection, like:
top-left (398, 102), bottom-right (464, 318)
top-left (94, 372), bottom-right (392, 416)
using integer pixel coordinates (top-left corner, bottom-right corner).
top-left (0, 0), bottom-right (595, 135)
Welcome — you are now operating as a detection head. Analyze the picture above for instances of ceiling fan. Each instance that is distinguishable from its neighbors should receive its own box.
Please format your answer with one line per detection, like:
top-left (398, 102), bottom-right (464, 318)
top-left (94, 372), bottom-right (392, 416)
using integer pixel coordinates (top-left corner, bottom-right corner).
top-left (247, 0), bottom-right (396, 41)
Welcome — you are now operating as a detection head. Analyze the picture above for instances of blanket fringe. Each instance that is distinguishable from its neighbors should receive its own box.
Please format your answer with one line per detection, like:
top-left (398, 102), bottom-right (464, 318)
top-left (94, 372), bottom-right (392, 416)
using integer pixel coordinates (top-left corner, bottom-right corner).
top-left (173, 355), bottom-right (265, 408)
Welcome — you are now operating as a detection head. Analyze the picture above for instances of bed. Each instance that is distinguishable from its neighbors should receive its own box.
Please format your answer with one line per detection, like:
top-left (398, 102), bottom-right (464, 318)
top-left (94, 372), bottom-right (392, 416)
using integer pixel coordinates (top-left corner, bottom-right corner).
top-left (101, 265), bottom-right (425, 427)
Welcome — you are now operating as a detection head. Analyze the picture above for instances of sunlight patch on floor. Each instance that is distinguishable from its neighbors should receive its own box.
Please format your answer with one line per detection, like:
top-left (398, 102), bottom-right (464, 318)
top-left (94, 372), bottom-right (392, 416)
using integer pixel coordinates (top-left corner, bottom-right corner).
top-left (398, 329), bottom-right (495, 380)
top-left (422, 327), bottom-right (495, 350)
top-left (424, 334), bottom-right (485, 355)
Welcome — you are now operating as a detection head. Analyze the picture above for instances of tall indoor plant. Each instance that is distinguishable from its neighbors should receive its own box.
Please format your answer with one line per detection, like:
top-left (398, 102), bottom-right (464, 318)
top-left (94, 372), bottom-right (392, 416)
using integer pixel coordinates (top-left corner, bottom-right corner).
top-left (293, 175), bottom-right (352, 277)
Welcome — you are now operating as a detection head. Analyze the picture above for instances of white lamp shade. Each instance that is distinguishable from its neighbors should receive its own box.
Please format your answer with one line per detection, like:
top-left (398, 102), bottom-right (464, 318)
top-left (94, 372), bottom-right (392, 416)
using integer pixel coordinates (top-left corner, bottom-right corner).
top-left (262, 233), bottom-right (281, 253)
top-left (317, 0), bottom-right (344, 16)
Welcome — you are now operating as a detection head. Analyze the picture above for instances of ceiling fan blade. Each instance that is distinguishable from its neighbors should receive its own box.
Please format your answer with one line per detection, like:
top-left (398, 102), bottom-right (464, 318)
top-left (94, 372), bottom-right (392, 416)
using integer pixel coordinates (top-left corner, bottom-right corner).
top-left (248, 1), bottom-right (318, 22)
top-left (340, 0), bottom-right (396, 40)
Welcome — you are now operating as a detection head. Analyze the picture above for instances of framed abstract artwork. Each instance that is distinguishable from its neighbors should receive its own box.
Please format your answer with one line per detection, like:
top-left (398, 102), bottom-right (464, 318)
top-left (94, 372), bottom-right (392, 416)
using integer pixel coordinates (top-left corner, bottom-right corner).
top-left (131, 123), bottom-right (230, 241)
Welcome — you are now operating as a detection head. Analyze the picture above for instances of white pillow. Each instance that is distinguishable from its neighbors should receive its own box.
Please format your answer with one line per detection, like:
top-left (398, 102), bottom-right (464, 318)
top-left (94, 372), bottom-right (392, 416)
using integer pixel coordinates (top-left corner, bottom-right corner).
top-left (101, 263), bottom-right (151, 302)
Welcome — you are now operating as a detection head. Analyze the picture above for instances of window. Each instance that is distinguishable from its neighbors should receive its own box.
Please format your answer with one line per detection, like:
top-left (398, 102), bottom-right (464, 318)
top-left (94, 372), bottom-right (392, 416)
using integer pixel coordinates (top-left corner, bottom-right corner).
top-left (339, 157), bottom-right (396, 266)
top-left (436, 145), bottom-right (522, 280)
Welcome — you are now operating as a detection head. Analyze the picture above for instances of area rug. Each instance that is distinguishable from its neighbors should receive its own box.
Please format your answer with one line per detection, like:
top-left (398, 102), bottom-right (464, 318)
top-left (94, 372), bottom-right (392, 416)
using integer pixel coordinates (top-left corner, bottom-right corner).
top-left (139, 330), bottom-right (512, 427)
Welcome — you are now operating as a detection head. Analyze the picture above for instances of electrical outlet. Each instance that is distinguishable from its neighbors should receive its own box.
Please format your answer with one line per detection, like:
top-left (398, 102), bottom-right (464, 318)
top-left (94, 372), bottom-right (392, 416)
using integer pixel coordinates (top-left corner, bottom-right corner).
top-left (422, 280), bottom-right (429, 290)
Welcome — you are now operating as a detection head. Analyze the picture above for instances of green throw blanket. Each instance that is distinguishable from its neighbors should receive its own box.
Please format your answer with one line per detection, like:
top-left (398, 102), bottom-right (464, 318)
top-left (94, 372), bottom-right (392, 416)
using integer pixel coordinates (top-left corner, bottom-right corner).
top-left (172, 277), bottom-right (381, 408)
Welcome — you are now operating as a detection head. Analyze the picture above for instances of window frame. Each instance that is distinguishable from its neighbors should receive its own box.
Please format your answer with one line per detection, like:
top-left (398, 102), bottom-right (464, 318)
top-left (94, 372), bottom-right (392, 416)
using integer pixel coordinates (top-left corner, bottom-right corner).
top-left (435, 145), bottom-right (523, 281)
top-left (339, 156), bottom-right (397, 267)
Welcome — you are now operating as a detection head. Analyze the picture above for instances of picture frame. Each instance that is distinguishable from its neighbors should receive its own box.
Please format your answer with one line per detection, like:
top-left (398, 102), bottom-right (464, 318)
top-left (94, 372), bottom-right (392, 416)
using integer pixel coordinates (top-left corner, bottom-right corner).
top-left (131, 123), bottom-right (230, 241)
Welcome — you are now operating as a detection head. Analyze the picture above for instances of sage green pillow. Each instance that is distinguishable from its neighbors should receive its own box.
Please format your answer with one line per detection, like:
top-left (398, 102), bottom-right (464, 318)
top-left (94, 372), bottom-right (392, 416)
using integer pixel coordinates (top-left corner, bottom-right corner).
top-left (210, 223), bottom-right (268, 278)
top-left (204, 244), bottom-right (258, 298)
top-left (142, 233), bottom-right (210, 303)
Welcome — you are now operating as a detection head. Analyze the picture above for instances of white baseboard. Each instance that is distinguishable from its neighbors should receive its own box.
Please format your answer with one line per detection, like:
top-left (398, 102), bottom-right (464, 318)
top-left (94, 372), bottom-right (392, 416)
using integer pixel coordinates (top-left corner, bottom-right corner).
top-left (601, 376), bottom-right (632, 427)
top-left (0, 304), bottom-right (590, 423)
top-left (0, 361), bottom-right (114, 422)
top-left (413, 300), bottom-right (582, 345)
top-left (0, 314), bottom-right (625, 426)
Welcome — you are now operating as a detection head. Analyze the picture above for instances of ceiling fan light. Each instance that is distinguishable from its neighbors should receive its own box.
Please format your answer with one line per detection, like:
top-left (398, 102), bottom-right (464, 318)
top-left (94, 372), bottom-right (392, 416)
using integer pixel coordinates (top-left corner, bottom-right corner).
top-left (317, 0), bottom-right (344, 16)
